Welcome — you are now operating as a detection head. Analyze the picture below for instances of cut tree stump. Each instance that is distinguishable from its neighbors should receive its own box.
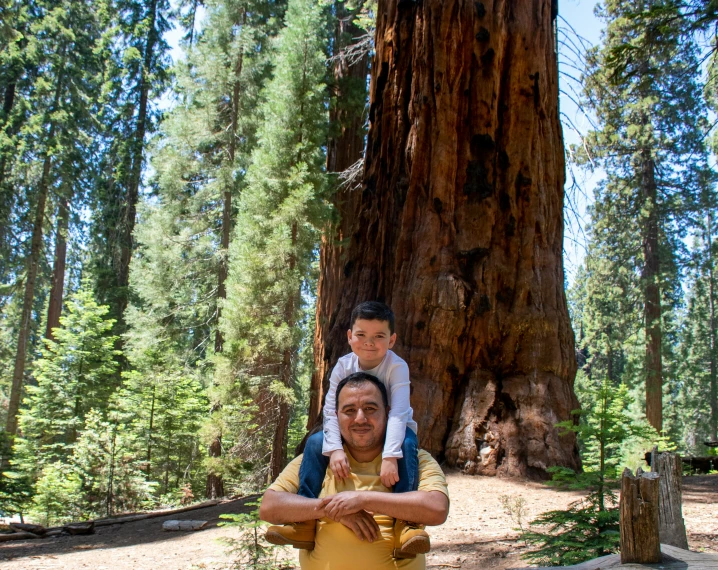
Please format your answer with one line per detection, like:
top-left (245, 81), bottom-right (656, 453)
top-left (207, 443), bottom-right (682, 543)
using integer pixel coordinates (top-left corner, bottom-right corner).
top-left (620, 467), bottom-right (661, 564)
top-left (162, 520), bottom-right (208, 531)
top-left (650, 447), bottom-right (688, 549)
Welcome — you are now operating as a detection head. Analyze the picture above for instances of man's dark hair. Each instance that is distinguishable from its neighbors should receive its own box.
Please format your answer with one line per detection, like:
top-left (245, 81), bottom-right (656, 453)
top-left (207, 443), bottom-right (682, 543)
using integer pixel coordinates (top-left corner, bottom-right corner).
top-left (335, 372), bottom-right (389, 411)
top-left (350, 301), bottom-right (395, 334)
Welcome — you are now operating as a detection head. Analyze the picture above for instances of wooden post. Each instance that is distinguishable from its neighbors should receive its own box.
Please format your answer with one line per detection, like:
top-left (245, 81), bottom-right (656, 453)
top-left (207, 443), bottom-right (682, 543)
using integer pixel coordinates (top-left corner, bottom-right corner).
top-left (620, 467), bottom-right (661, 564)
top-left (651, 447), bottom-right (689, 549)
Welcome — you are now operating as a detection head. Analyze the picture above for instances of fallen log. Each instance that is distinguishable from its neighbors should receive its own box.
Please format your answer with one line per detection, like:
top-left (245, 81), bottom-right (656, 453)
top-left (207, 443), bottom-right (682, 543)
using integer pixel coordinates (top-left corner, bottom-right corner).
top-left (162, 520), bottom-right (208, 531)
top-left (0, 531), bottom-right (39, 542)
top-left (64, 521), bottom-right (94, 535)
top-left (92, 499), bottom-right (221, 528)
top-left (9, 522), bottom-right (46, 535)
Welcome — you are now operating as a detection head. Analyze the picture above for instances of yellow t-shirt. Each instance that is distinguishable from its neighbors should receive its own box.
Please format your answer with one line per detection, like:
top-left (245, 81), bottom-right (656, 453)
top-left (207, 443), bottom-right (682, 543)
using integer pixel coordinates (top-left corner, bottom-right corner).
top-left (268, 448), bottom-right (449, 570)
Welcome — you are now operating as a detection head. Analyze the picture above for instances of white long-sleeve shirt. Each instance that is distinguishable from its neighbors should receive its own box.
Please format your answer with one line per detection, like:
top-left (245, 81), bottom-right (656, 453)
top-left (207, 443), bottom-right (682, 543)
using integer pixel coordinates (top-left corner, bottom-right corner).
top-left (322, 350), bottom-right (418, 459)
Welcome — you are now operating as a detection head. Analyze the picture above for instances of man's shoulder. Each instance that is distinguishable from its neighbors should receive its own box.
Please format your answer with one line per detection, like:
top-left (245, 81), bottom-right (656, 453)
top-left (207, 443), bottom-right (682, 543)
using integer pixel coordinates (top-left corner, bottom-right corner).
top-left (267, 454), bottom-right (303, 493)
top-left (417, 449), bottom-right (449, 498)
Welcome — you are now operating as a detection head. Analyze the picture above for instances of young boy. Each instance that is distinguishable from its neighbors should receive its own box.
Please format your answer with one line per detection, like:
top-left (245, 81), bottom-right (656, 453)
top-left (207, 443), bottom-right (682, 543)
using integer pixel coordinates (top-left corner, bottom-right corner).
top-left (266, 301), bottom-right (430, 558)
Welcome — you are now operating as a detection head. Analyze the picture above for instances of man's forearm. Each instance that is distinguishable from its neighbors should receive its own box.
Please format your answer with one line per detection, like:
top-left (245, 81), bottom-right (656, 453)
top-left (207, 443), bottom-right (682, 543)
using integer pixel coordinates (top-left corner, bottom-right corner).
top-left (259, 490), bottom-right (326, 524)
top-left (357, 491), bottom-right (448, 526)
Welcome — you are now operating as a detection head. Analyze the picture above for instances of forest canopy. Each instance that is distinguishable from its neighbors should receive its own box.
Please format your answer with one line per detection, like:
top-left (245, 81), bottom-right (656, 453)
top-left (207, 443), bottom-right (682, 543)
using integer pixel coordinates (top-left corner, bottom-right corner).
top-left (0, 0), bottom-right (716, 526)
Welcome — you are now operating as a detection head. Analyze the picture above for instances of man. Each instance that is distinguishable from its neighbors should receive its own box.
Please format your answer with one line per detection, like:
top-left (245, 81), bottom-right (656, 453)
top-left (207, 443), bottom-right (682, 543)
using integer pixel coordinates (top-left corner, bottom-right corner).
top-left (259, 372), bottom-right (449, 570)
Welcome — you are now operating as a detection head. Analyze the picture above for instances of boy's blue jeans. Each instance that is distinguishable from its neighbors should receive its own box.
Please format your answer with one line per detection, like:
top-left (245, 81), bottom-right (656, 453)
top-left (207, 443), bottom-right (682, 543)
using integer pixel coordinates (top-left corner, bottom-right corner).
top-left (297, 428), bottom-right (419, 498)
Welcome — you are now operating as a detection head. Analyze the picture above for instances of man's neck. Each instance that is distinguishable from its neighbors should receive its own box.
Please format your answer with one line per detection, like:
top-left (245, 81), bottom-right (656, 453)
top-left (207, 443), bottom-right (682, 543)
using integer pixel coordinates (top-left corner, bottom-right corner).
top-left (346, 444), bottom-right (383, 464)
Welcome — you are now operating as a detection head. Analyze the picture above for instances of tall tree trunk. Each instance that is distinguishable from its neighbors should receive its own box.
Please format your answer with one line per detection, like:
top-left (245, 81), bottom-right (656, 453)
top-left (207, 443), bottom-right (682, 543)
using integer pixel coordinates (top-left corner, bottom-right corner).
top-left (6, 152), bottom-right (53, 436)
top-left (642, 153), bottom-right (662, 433)
top-left (206, 15), bottom-right (246, 498)
top-left (116, 0), bottom-right (159, 329)
top-left (6, 52), bottom-right (66, 435)
top-left (707, 211), bottom-right (717, 442)
top-left (46, 196), bottom-right (70, 340)
top-left (270, 223), bottom-right (299, 480)
top-left (312, 0), bottom-right (579, 477)
top-left (309, 5), bottom-right (370, 425)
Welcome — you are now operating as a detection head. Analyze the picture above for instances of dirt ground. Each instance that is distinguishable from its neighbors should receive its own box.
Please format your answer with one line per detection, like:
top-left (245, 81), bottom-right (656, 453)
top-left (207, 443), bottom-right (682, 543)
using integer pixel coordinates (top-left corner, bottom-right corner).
top-left (0, 472), bottom-right (715, 570)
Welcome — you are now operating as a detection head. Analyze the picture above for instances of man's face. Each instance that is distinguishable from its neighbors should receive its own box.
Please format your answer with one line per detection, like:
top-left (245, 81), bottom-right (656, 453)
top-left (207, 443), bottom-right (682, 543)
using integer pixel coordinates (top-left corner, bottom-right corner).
top-left (347, 318), bottom-right (396, 368)
top-left (336, 381), bottom-right (388, 454)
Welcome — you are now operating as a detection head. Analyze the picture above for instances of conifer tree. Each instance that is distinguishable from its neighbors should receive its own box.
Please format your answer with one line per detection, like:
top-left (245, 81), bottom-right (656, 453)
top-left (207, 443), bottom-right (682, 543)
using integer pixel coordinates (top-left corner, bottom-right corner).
top-left (4, 0), bottom-right (113, 436)
top-left (220, 0), bottom-right (329, 481)
top-left (16, 284), bottom-right (120, 472)
top-left (127, 0), bottom-right (285, 497)
top-left (91, 0), bottom-right (173, 337)
top-left (581, 0), bottom-right (711, 431)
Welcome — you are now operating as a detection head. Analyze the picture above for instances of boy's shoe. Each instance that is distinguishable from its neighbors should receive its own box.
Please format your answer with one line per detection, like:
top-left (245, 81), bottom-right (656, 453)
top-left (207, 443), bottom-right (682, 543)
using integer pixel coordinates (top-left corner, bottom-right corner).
top-left (392, 520), bottom-right (430, 558)
top-left (265, 520), bottom-right (316, 550)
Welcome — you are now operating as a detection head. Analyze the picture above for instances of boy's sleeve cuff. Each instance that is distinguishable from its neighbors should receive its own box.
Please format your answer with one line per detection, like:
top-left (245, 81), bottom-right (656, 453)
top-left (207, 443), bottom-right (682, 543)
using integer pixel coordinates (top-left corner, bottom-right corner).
top-left (381, 451), bottom-right (404, 459)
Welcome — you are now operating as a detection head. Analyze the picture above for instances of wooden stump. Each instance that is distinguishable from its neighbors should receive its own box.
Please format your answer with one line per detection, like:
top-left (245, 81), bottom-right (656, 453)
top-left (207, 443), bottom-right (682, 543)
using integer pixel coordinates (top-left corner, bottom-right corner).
top-left (651, 448), bottom-right (688, 549)
top-left (620, 467), bottom-right (661, 564)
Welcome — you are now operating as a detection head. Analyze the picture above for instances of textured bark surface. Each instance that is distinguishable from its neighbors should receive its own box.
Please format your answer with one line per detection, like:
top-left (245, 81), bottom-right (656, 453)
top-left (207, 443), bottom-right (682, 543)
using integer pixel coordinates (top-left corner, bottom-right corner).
top-left (309, 8), bottom-right (369, 426)
top-left (46, 197), bottom-right (70, 341)
top-left (620, 468), bottom-right (661, 564)
top-left (651, 449), bottom-right (688, 550)
top-left (311, 0), bottom-right (579, 477)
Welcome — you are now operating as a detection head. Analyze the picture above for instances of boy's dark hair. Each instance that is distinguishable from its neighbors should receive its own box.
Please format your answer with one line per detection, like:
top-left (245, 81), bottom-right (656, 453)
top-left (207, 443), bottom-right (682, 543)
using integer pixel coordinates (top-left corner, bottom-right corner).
top-left (335, 372), bottom-right (389, 411)
top-left (350, 301), bottom-right (395, 334)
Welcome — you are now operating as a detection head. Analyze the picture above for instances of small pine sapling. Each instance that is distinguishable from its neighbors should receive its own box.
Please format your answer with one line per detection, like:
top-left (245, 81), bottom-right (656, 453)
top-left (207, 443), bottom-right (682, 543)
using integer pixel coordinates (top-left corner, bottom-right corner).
top-left (218, 499), bottom-right (290, 570)
top-left (520, 380), bottom-right (656, 566)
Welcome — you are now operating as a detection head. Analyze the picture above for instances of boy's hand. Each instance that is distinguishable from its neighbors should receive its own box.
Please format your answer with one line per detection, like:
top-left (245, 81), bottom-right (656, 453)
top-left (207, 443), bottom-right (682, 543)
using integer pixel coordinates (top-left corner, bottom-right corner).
top-left (329, 449), bottom-right (351, 481)
top-left (380, 457), bottom-right (399, 487)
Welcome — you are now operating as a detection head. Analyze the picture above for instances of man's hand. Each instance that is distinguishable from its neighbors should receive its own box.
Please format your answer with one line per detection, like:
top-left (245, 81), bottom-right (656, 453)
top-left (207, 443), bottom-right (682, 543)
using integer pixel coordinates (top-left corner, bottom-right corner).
top-left (317, 491), bottom-right (366, 520)
top-left (329, 449), bottom-right (351, 481)
top-left (339, 510), bottom-right (380, 542)
top-left (380, 457), bottom-right (399, 487)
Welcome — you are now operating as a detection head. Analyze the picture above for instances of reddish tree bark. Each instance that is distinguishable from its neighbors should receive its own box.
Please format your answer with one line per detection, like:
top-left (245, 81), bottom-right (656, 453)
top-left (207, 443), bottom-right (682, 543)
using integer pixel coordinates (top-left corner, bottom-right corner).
top-left (46, 196), bottom-right (70, 341)
top-left (309, 6), bottom-right (370, 428)
top-left (311, 0), bottom-right (579, 477)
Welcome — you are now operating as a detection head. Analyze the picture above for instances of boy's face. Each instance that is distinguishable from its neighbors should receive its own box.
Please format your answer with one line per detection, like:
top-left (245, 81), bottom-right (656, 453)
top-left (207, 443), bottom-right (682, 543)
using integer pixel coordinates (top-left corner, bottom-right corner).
top-left (347, 318), bottom-right (396, 368)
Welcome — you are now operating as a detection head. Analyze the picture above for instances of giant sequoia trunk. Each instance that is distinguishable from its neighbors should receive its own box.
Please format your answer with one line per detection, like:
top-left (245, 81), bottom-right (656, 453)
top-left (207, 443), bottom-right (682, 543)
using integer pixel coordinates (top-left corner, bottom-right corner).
top-left (311, 0), bottom-right (580, 477)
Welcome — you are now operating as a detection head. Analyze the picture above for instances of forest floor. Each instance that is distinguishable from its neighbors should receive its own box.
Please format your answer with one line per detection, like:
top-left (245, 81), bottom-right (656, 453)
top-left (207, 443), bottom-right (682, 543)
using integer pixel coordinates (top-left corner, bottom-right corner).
top-left (0, 471), bottom-right (715, 570)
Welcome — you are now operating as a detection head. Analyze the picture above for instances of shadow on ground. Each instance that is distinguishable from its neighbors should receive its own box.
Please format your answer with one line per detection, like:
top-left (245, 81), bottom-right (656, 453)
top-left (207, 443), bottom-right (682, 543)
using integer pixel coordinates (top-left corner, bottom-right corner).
top-left (0, 495), bottom-right (258, 563)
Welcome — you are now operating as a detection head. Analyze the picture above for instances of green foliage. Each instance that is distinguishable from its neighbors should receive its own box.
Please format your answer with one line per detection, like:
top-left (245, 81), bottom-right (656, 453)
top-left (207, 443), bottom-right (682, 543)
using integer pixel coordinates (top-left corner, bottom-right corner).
top-left (30, 462), bottom-right (83, 526)
top-left (117, 369), bottom-right (207, 498)
top-left (218, 0), bottom-right (329, 480)
top-left (16, 283), bottom-right (120, 470)
top-left (218, 499), bottom-right (288, 570)
top-left (520, 380), bottom-right (656, 566)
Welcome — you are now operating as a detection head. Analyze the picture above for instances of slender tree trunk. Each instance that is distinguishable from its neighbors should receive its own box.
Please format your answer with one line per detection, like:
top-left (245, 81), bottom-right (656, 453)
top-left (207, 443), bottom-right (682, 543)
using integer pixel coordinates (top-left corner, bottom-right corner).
top-left (707, 211), bottom-right (718, 442)
top-left (309, 5), bottom-right (370, 426)
top-left (206, 14), bottom-right (246, 498)
top-left (6, 49), bottom-right (66, 434)
top-left (116, 0), bottom-right (159, 327)
top-left (642, 153), bottom-right (662, 433)
top-left (6, 153), bottom-right (53, 435)
top-left (46, 196), bottom-right (70, 340)
top-left (146, 384), bottom-right (156, 476)
top-left (312, 0), bottom-right (579, 477)
top-left (270, 223), bottom-right (299, 480)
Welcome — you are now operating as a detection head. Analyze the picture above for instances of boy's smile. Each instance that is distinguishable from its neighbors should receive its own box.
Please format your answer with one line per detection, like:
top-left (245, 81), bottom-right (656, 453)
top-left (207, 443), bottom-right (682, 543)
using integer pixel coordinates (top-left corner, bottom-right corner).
top-left (347, 318), bottom-right (396, 369)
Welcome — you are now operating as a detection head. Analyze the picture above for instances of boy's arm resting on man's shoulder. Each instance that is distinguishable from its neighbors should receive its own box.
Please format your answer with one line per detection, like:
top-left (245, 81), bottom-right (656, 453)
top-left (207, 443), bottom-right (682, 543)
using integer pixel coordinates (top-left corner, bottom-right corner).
top-left (319, 490), bottom-right (449, 526)
top-left (259, 490), bottom-right (326, 524)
